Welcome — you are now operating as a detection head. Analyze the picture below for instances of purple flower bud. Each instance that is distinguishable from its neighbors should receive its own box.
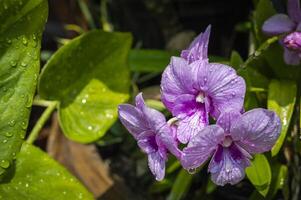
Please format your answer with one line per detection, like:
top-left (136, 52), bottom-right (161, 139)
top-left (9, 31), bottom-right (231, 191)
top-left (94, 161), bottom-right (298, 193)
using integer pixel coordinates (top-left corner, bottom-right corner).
top-left (283, 31), bottom-right (301, 52)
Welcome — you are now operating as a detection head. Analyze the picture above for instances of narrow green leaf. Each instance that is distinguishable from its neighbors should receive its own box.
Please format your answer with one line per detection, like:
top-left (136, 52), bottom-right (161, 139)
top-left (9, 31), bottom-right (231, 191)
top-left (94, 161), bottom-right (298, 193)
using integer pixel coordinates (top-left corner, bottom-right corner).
top-left (0, 143), bottom-right (93, 200)
top-left (268, 80), bottom-right (297, 156)
top-left (230, 50), bottom-right (243, 70)
top-left (39, 30), bottom-right (132, 143)
top-left (265, 163), bottom-right (287, 199)
top-left (0, 0), bottom-right (47, 178)
top-left (167, 169), bottom-right (193, 200)
top-left (129, 49), bottom-right (178, 72)
top-left (246, 154), bottom-right (271, 197)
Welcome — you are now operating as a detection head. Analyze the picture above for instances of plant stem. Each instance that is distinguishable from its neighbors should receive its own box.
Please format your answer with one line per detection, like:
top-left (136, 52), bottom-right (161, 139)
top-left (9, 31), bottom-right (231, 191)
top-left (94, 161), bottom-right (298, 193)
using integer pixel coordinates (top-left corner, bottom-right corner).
top-left (27, 102), bottom-right (58, 144)
top-left (77, 0), bottom-right (96, 29)
top-left (239, 36), bottom-right (279, 70)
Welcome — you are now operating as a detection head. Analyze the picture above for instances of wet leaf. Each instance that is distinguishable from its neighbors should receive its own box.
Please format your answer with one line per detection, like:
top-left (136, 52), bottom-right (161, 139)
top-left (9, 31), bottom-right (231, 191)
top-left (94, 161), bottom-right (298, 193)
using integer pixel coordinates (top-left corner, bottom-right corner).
top-left (246, 154), bottom-right (271, 197)
top-left (268, 80), bottom-right (297, 156)
top-left (167, 169), bottom-right (193, 200)
top-left (39, 30), bottom-right (132, 143)
top-left (0, 143), bottom-right (93, 200)
top-left (0, 0), bottom-right (47, 178)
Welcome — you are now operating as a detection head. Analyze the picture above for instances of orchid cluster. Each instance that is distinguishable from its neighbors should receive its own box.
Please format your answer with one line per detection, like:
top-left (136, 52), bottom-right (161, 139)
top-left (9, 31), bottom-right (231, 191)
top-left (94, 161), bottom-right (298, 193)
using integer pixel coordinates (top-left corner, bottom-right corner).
top-left (262, 0), bottom-right (301, 65)
top-left (118, 26), bottom-right (281, 186)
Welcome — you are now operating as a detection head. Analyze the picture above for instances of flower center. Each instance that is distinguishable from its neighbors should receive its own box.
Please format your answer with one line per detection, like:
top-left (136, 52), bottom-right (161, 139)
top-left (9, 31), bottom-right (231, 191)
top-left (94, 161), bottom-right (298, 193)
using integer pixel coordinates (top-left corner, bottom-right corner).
top-left (222, 136), bottom-right (232, 147)
top-left (196, 92), bottom-right (205, 103)
top-left (283, 32), bottom-right (301, 52)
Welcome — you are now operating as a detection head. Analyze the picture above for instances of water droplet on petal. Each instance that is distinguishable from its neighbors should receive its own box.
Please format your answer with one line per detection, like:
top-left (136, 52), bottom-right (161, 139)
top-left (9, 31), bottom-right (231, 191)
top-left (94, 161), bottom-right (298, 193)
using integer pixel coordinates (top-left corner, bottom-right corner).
top-left (188, 168), bottom-right (197, 174)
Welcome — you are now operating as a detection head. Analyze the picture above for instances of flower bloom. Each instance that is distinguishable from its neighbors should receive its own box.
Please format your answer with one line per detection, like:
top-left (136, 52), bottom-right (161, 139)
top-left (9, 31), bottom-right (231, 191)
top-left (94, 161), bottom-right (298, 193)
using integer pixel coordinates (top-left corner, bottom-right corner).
top-left (262, 0), bottom-right (301, 65)
top-left (118, 93), bottom-right (181, 180)
top-left (160, 26), bottom-right (246, 143)
top-left (181, 109), bottom-right (281, 186)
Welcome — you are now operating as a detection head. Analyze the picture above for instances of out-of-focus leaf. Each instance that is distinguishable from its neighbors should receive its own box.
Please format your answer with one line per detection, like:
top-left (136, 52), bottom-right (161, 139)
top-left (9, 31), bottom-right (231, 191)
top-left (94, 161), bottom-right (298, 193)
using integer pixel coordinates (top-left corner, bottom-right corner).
top-left (206, 179), bottom-right (217, 194)
top-left (253, 0), bottom-right (275, 43)
top-left (264, 162), bottom-right (287, 199)
top-left (149, 179), bottom-right (172, 194)
top-left (230, 51), bottom-right (244, 69)
top-left (39, 30), bottom-right (132, 143)
top-left (268, 80), bottom-right (297, 156)
top-left (0, 0), bottom-right (47, 179)
top-left (0, 143), bottom-right (93, 199)
top-left (145, 99), bottom-right (165, 111)
top-left (129, 49), bottom-right (178, 72)
top-left (246, 154), bottom-right (271, 197)
top-left (167, 169), bottom-right (193, 200)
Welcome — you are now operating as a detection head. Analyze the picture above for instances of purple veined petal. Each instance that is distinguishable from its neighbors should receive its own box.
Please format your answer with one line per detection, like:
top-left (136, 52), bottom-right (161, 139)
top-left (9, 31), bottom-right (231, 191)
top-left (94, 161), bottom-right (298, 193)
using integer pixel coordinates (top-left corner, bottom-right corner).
top-left (118, 104), bottom-right (148, 139)
top-left (208, 143), bottom-right (250, 186)
top-left (172, 94), bottom-right (199, 118)
top-left (296, 22), bottom-right (301, 31)
top-left (288, 0), bottom-right (301, 23)
top-left (161, 57), bottom-right (195, 111)
top-left (157, 125), bottom-right (182, 159)
top-left (217, 110), bottom-right (241, 133)
top-left (181, 125), bottom-right (225, 170)
top-left (283, 47), bottom-right (301, 65)
top-left (262, 14), bottom-right (295, 36)
top-left (136, 93), bottom-right (166, 132)
top-left (191, 61), bottom-right (246, 119)
top-left (148, 151), bottom-right (166, 181)
top-left (181, 25), bottom-right (211, 63)
top-left (137, 130), bottom-right (158, 154)
top-left (230, 108), bottom-right (281, 154)
top-left (177, 110), bottom-right (208, 144)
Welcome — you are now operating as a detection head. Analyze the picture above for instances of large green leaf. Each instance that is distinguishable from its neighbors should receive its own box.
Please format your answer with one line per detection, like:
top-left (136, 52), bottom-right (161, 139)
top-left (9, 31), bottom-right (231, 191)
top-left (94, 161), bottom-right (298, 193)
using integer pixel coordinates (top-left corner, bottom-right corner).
top-left (167, 169), bottom-right (193, 200)
top-left (129, 49), bottom-right (178, 72)
top-left (39, 30), bottom-right (132, 143)
top-left (0, 143), bottom-right (93, 200)
top-left (0, 0), bottom-right (47, 178)
top-left (268, 80), bottom-right (297, 156)
top-left (246, 154), bottom-right (271, 197)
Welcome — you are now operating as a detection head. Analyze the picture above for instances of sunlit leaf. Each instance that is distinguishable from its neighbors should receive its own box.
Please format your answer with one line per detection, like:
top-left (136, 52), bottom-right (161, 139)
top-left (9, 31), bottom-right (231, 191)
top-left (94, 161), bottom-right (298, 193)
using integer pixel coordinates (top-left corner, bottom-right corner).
top-left (268, 80), bottom-right (297, 156)
top-left (39, 30), bottom-right (132, 143)
top-left (246, 154), bottom-right (271, 197)
top-left (0, 143), bottom-right (93, 200)
top-left (167, 169), bottom-right (193, 200)
top-left (0, 0), bottom-right (47, 178)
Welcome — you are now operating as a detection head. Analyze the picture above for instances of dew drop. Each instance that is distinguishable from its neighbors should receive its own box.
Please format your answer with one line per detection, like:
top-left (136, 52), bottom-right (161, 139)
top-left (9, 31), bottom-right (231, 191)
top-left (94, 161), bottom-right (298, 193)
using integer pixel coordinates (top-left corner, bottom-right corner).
top-left (0, 160), bottom-right (10, 169)
top-left (188, 168), bottom-right (197, 174)
top-left (8, 120), bottom-right (15, 127)
top-left (21, 62), bottom-right (27, 67)
top-left (6, 38), bottom-right (11, 44)
top-left (22, 37), bottom-right (28, 45)
top-left (5, 132), bottom-right (13, 137)
top-left (2, 140), bottom-right (7, 143)
top-left (88, 126), bottom-right (93, 130)
top-left (10, 60), bottom-right (17, 67)
top-left (81, 99), bottom-right (87, 104)
top-left (231, 92), bottom-right (236, 97)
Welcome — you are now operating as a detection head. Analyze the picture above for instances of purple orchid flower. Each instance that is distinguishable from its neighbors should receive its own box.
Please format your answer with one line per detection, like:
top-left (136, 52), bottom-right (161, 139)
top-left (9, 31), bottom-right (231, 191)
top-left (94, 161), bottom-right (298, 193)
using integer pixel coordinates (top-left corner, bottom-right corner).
top-left (118, 93), bottom-right (181, 181)
top-left (181, 108), bottom-right (281, 186)
top-left (262, 0), bottom-right (301, 65)
top-left (160, 26), bottom-right (246, 144)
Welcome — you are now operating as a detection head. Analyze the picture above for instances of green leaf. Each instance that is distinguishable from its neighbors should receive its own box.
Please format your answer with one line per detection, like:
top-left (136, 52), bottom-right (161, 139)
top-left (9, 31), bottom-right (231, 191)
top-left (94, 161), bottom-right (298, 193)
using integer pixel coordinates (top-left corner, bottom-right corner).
top-left (0, 143), bottom-right (93, 200)
top-left (230, 51), bottom-right (243, 69)
top-left (129, 49), bottom-right (178, 72)
top-left (167, 169), bottom-right (193, 200)
top-left (0, 0), bottom-right (47, 178)
top-left (39, 30), bottom-right (132, 143)
top-left (268, 80), bottom-right (297, 156)
top-left (246, 154), bottom-right (271, 197)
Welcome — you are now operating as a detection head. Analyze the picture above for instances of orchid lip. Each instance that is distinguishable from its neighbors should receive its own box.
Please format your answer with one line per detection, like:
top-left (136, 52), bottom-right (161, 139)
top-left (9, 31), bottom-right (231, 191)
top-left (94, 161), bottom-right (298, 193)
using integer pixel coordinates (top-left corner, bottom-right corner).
top-left (222, 136), bottom-right (233, 147)
top-left (196, 92), bottom-right (205, 103)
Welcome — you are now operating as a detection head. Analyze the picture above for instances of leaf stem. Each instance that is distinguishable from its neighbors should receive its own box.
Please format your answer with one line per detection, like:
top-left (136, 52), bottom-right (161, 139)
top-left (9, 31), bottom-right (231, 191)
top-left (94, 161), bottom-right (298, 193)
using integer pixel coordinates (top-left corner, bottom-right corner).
top-left (27, 102), bottom-right (58, 144)
top-left (239, 36), bottom-right (279, 70)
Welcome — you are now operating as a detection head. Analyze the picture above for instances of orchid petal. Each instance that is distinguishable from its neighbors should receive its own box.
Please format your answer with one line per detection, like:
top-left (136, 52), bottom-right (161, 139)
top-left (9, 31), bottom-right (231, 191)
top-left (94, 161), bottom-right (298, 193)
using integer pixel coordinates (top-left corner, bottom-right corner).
top-left (148, 151), bottom-right (166, 181)
top-left (208, 144), bottom-right (250, 186)
top-left (262, 14), bottom-right (295, 35)
top-left (288, 0), bottom-right (301, 22)
top-left (284, 48), bottom-right (300, 65)
top-left (161, 57), bottom-right (195, 111)
top-left (118, 104), bottom-right (147, 138)
top-left (181, 125), bottom-right (224, 169)
top-left (217, 110), bottom-right (241, 133)
top-left (181, 25), bottom-right (211, 63)
top-left (191, 61), bottom-right (246, 119)
top-left (231, 108), bottom-right (281, 154)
